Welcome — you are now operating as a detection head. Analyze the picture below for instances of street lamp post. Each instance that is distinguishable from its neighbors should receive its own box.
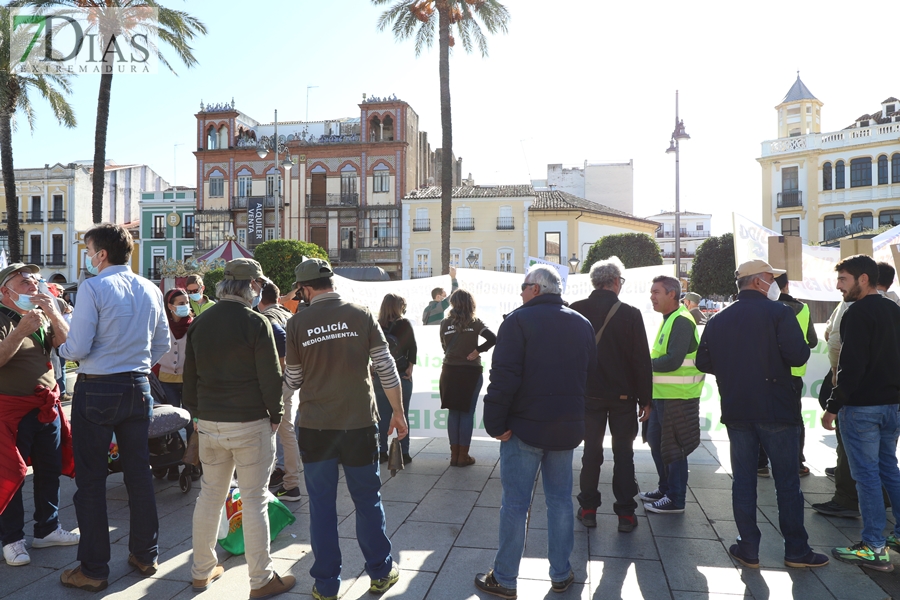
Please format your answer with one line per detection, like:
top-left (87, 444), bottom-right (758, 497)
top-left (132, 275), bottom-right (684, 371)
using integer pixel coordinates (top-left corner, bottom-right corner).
top-left (257, 109), bottom-right (295, 240)
top-left (568, 253), bottom-right (581, 274)
top-left (665, 91), bottom-right (690, 280)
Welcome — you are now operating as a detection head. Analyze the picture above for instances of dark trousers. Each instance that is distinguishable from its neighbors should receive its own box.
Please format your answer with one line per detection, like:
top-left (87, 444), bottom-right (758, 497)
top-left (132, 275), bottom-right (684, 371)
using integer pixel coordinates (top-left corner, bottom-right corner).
top-left (758, 376), bottom-right (805, 467)
top-left (0, 409), bottom-right (61, 546)
top-left (577, 399), bottom-right (638, 516)
top-left (374, 376), bottom-right (412, 454)
top-left (72, 373), bottom-right (158, 580)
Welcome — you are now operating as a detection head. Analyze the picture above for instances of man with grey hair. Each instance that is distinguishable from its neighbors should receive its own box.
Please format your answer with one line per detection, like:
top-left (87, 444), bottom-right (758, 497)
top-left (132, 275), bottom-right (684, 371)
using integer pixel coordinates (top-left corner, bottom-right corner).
top-left (184, 258), bottom-right (294, 598)
top-left (697, 260), bottom-right (827, 569)
top-left (475, 265), bottom-right (596, 598)
top-left (683, 292), bottom-right (706, 325)
top-left (569, 258), bottom-right (652, 533)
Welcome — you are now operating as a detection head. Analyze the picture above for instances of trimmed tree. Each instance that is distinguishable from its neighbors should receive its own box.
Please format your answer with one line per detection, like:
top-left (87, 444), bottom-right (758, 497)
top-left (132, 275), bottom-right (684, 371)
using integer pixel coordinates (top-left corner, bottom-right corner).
top-left (581, 233), bottom-right (663, 273)
top-left (253, 239), bottom-right (328, 296)
top-left (201, 268), bottom-right (224, 300)
top-left (689, 233), bottom-right (736, 298)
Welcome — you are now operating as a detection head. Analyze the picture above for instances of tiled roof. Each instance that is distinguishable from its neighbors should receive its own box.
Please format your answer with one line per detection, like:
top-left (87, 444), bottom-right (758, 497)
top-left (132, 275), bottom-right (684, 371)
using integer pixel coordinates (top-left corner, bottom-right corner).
top-left (405, 185), bottom-right (536, 199)
top-left (531, 190), bottom-right (659, 225)
top-left (780, 74), bottom-right (818, 104)
top-left (883, 97), bottom-right (899, 103)
top-left (646, 210), bottom-right (710, 218)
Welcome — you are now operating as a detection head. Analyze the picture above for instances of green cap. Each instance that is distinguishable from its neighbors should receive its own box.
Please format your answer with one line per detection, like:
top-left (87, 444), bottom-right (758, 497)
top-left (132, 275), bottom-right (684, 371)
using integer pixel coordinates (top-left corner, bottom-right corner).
top-left (0, 263), bottom-right (40, 287)
top-left (295, 258), bottom-right (333, 284)
top-left (222, 258), bottom-right (264, 281)
top-left (684, 292), bottom-right (701, 304)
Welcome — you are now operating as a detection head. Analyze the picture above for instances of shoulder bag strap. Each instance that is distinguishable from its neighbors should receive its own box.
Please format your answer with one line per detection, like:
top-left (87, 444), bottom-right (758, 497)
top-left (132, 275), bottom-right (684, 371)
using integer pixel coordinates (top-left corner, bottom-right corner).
top-left (595, 301), bottom-right (622, 345)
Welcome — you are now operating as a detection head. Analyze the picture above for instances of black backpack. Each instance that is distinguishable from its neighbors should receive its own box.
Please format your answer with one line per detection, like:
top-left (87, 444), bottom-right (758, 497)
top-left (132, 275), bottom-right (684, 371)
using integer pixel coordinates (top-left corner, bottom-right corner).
top-left (385, 321), bottom-right (409, 371)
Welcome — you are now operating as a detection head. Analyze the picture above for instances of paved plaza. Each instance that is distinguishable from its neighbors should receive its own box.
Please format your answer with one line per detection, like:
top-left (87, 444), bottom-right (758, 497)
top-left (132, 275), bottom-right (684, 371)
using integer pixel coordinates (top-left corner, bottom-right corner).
top-left (2, 424), bottom-right (899, 599)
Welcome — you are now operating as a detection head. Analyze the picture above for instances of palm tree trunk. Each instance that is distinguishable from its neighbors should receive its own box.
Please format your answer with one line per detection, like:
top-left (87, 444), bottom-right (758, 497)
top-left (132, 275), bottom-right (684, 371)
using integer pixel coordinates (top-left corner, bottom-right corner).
top-left (438, 8), bottom-right (452, 275)
top-left (0, 111), bottom-right (21, 262)
top-left (91, 72), bottom-right (113, 224)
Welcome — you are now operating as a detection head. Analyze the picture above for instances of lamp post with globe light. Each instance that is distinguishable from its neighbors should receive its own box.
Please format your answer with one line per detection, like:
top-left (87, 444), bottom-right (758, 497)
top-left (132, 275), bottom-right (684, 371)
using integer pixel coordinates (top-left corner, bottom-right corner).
top-left (666, 91), bottom-right (690, 280)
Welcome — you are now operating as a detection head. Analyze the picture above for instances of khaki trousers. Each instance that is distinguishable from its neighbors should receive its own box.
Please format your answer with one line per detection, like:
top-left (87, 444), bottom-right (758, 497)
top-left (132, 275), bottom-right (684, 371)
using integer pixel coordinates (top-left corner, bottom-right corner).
top-left (278, 383), bottom-right (302, 490)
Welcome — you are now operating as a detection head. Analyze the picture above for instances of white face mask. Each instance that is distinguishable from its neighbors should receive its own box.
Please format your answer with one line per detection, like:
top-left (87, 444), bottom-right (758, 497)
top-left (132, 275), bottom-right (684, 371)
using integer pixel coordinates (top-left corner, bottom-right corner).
top-left (762, 278), bottom-right (781, 301)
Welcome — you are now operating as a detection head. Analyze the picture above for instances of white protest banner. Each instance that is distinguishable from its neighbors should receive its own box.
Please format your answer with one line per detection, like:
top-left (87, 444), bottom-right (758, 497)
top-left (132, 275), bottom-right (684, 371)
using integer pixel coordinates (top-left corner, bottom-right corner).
top-left (525, 256), bottom-right (569, 291)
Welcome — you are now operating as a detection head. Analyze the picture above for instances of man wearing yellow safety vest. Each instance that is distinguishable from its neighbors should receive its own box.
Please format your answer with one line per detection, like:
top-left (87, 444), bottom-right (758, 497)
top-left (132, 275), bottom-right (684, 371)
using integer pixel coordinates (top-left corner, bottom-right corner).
top-left (641, 275), bottom-right (703, 515)
top-left (757, 274), bottom-right (818, 478)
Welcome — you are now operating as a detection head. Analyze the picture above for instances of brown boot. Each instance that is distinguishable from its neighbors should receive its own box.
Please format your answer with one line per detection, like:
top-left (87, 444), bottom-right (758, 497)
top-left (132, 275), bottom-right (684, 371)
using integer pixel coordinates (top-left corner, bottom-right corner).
top-left (450, 444), bottom-right (459, 467)
top-left (60, 566), bottom-right (108, 592)
top-left (457, 445), bottom-right (476, 467)
top-left (250, 572), bottom-right (296, 598)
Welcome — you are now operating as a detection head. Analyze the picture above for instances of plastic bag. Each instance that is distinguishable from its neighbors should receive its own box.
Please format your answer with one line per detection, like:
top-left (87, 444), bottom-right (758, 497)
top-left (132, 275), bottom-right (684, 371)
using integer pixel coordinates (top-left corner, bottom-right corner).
top-left (217, 487), bottom-right (296, 555)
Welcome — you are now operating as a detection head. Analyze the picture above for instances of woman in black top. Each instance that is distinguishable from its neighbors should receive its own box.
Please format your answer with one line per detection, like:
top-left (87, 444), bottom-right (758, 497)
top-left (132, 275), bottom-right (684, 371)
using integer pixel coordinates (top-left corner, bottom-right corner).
top-left (439, 289), bottom-right (496, 467)
top-left (375, 293), bottom-right (416, 464)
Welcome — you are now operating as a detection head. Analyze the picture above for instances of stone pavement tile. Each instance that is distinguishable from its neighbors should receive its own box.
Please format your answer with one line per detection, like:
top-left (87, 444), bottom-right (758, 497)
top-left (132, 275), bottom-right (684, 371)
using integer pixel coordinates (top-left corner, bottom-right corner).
top-left (710, 519), bottom-right (796, 570)
top-left (425, 546), bottom-right (496, 600)
top-left (489, 464), bottom-right (501, 479)
top-left (389, 521), bottom-right (461, 572)
top-left (684, 465), bottom-right (734, 490)
top-left (811, 553), bottom-right (894, 600)
top-left (475, 478), bottom-right (502, 508)
top-left (0, 565), bottom-right (58, 597)
top-left (739, 568), bottom-right (835, 600)
top-left (24, 541), bottom-right (81, 569)
top-left (655, 537), bottom-right (747, 594)
top-left (137, 537), bottom-right (199, 582)
top-left (520, 528), bottom-right (589, 584)
top-left (434, 465), bottom-right (492, 492)
top-left (592, 484), bottom-right (649, 515)
top-left (380, 474), bottom-right (440, 503)
top-left (461, 445), bottom-right (499, 469)
top-left (645, 503), bottom-right (720, 541)
top-left (672, 593), bottom-right (751, 599)
top-left (408, 489), bottom-right (478, 525)
top-left (693, 488), bottom-right (744, 520)
top-left (455, 506), bottom-right (500, 549)
top-left (401, 454), bottom-right (452, 476)
top-left (799, 475), bottom-right (841, 494)
top-left (587, 515), bottom-right (658, 561)
top-left (338, 500), bottom-right (417, 539)
top-left (340, 568), bottom-right (435, 600)
top-left (757, 506), bottom-right (854, 548)
top-left (587, 557), bottom-right (669, 599)
top-left (154, 503), bottom-right (196, 551)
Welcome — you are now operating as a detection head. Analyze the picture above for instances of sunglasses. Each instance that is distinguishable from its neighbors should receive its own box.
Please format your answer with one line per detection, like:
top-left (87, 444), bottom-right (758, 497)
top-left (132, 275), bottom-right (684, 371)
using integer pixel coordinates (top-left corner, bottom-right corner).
top-left (521, 282), bottom-right (537, 291)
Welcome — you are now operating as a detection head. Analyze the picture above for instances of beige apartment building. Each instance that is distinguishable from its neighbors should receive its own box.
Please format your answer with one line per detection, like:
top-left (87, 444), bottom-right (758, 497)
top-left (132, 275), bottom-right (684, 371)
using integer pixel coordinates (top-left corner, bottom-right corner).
top-left (401, 186), bottom-right (658, 278)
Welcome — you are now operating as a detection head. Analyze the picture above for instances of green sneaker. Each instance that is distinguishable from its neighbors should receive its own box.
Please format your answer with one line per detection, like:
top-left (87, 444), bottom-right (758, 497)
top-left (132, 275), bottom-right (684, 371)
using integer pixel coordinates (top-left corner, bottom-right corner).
top-left (369, 566), bottom-right (399, 594)
top-left (831, 542), bottom-right (893, 572)
top-left (312, 585), bottom-right (337, 600)
top-left (887, 534), bottom-right (900, 552)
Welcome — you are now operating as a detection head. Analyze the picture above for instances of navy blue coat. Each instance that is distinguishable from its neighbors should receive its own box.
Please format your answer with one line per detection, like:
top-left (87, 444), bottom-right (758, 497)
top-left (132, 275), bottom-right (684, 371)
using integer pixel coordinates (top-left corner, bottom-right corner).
top-left (482, 293), bottom-right (596, 450)
top-left (696, 289), bottom-right (809, 425)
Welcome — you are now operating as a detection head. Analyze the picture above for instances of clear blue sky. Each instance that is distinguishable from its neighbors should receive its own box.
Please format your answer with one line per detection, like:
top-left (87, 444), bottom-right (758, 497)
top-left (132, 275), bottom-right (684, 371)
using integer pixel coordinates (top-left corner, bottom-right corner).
top-left (11, 0), bottom-right (894, 233)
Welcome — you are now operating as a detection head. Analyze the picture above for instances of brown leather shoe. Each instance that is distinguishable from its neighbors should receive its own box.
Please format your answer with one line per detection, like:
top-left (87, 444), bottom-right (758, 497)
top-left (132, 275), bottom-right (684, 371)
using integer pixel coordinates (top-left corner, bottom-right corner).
top-left (193, 564), bottom-right (225, 591)
top-left (250, 572), bottom-right (296, 599)
top-left (60, 566), bottom-right (108, 592)
top-left (450, 444), bottom-right (459, 467)
top-left (456, 445), bottom-right (476, 467)
top-left (128, 553), bottom-right (158, 577)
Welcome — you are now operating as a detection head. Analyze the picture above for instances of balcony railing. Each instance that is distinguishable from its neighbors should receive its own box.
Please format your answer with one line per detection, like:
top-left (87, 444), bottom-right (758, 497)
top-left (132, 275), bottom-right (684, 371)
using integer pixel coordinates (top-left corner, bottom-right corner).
top-left (761, 122), bottom-right (900, 157)
top-left (328, 247), bottom-right (402, 263)
top-left (305, 193), bottom-right (359, 207)
top-left (413, 218), bottom-right (430, 231)
top-left (411, 268), bottom-right (432, 279)
top-left (453, 217), bottom-right (475, 231)
top-left (44, 253), bottom-right (66, 266)
top-left (662, 252), bottom-right (695, 259)
top-left (146, 268), bottom-right (162, 280)
top-left (183, 226), bottom-right (195, 238)
top-left (25, 254), bottom-right (43, 266)
top-left (48, 210), bottom-right (65, 222)
top-left (494, 265), bottom-right (517, 273)
top-left (26, 211), bottom-right (43, 223)
top-left (496, 216), bottom-right (515, 230)
top-left (656, 230), bottom-right (710, 239)
top-left (777, 190), bottom-right (803, 208)
top-left (1, 212), bottom-right (22, 223)
top-left (230, 195), bottom-right (284, 210)
top-left (151, 227), bottom-right (166, 239)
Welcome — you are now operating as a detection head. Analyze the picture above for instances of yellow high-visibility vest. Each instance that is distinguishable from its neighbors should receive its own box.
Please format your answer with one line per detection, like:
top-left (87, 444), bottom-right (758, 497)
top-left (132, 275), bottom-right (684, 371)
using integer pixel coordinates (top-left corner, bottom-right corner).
top-left (651, 305), bottom-right (705, 399)
top-left (791, 303), bottom-right (811, 377)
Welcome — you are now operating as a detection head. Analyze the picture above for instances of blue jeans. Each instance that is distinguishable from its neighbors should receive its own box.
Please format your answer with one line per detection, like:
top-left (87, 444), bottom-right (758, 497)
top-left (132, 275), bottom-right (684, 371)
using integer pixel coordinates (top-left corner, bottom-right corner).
top-left (493, 434), bottom-right (574, 588)
top-left (0, 409), bottom-right (61, 546)
top-left (727, 422), bottom-right (809, 561)
top-left (838, 405), bottom-right (900, 549)
top-left (646, 399), bottom-right (689, 508)
top-left (299, 427), bottom-right (392, 597)
top-left (374, 376), bottom-right (413, 454)
top-left (448, 374), bottom-right (482, 446)
top-left (71, 373), bottom-right (158, 580)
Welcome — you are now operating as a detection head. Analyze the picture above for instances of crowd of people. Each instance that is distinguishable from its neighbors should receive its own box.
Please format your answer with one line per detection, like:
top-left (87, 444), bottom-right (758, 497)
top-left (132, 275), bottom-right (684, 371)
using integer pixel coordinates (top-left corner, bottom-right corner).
top-left (3, 221), bottom-right (900, 598)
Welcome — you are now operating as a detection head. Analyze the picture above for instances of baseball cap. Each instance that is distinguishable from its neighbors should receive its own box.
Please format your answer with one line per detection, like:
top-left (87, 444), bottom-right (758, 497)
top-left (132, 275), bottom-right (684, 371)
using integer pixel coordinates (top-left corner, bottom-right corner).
top-left (222, 258), bottom-right (264, 281)
top-left (0, 263), bottom-right (40, 287)
top-left (295, 258), bottom-right (333, 284)
top-left (735, 259), bottom-right (785, 279)
top-left (684, 292), bottom-right (702, 304)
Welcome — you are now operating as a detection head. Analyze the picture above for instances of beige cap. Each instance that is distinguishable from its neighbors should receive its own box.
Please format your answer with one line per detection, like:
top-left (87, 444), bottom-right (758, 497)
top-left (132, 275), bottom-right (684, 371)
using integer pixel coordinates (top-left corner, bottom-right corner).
top-left (735, 259), bottom-right (786, 279)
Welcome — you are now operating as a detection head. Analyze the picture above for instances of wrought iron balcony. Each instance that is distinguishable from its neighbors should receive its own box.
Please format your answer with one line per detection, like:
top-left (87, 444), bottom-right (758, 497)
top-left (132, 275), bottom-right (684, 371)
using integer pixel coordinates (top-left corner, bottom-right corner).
top-left (26, 211), bottom-right (43, 223)
top-left (413, 218), bottom-right (430, 232)
top-left (230, 195), bottom-right (284, 210)
top-left (328, 246), bottom-right (401, 263)
top-left (25, 254), bottom-right (43, 266)
top-left (777, 190), bottom-right (803, 208)
top-left (305, 193), bottom-right (359, 207)
top-left (48, 210), bottom-right (65, 222)
top-left (146, 268), bottom-right (162, 280)
top-left (494, 265), bottom-right (517, 273)
top-left (45, 254), bottom-right (66, 266)
top-left (151, 227), bottom-right (166, 239)
top-left (411, 268), bottom-right (432, 279)
top-left (656, 230), bottom-right (710, 239)
top-left (1, 212), bottom-right (22, 223)
top-left (496, 216), bottom-right (515, 230)
top-left (453, 217), bottom-right (475, 231)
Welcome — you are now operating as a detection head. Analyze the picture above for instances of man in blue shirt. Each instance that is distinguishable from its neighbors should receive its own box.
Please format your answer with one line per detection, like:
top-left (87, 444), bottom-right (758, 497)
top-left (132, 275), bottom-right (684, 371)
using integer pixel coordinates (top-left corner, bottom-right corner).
top-left (58, 224), bottom-right (170, 592)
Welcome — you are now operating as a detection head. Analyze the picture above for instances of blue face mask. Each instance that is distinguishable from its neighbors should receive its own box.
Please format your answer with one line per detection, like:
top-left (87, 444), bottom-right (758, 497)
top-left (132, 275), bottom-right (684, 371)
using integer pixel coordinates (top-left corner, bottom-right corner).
top-left (85, 251), bottom-right (100, 276)
top-left (251, 294), bottom-right (261, 308)
top-left (12, 290), bottom-right (36, 312)
top-left (173, 305), bottom-right (191, 318)
top-left (188, 292), bottom-right (202, 302)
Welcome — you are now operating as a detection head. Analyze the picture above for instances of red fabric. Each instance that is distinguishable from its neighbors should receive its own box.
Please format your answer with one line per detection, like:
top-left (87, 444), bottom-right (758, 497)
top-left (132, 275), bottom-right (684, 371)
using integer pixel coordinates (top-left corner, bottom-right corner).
top-left (0, 385), bottom-right (73, 514)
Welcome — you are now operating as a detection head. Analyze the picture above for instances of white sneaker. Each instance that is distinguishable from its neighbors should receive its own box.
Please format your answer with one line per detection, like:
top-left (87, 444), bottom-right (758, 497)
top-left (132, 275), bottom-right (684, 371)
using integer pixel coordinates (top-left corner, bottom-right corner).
top-left (3, 539), bottom-right (30, 566)
top-left (31, 526), bottom-right (80, 548)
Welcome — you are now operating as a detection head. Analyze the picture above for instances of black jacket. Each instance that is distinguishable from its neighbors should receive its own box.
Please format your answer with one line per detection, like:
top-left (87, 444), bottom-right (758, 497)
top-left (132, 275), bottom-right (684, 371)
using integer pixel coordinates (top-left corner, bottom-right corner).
top-left (569, 289), bottom-right (653, 408)
top-left (696, 290), bottom-right (809, 425)
top-left (827, 293), bottom-right (900, 412)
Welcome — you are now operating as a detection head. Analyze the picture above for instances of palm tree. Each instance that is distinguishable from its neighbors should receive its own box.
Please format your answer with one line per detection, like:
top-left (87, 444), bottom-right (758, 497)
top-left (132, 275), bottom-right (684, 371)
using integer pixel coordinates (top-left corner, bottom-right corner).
top-left (32, 1), bottom-right (206, 224)
top-left (0, 5), bottom-right (76, 263)
top-left (373, 0), bottom-right (509, 274)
